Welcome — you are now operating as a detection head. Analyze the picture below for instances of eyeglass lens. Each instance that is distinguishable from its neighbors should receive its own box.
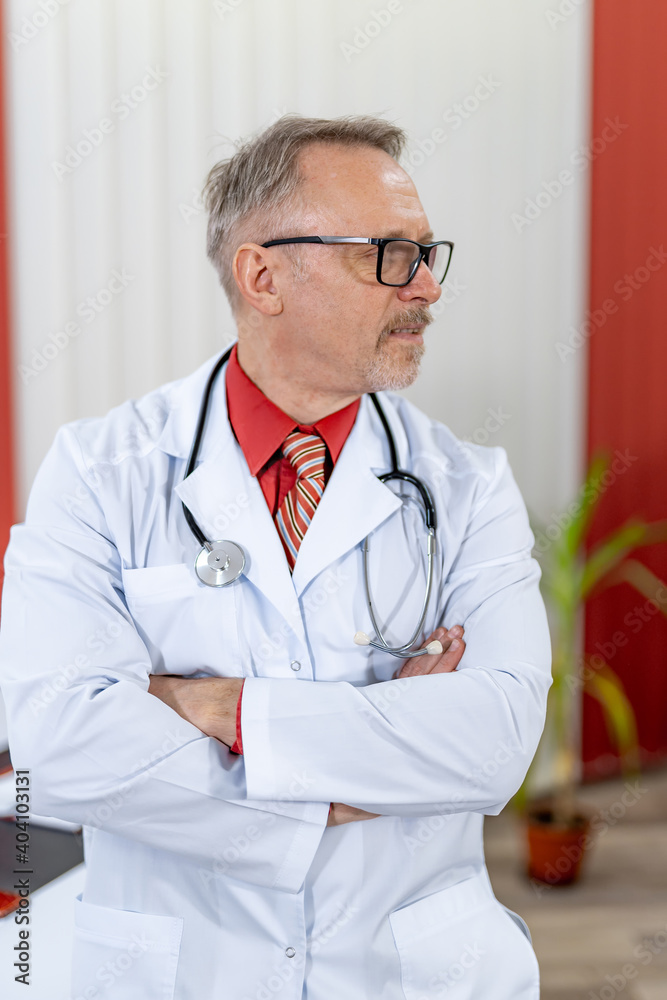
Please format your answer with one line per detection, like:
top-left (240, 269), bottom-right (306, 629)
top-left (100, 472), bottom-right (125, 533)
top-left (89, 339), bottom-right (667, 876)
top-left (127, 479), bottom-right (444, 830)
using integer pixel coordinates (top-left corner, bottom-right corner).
top-left (380, 240), bottom-right (451, 285)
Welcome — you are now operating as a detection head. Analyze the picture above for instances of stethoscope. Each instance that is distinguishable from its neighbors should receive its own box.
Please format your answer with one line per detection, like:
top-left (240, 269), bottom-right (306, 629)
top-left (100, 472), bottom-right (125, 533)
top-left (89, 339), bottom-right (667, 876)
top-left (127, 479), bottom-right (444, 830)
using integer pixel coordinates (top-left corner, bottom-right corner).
top-left (181, 346), bottom-right (441, 659)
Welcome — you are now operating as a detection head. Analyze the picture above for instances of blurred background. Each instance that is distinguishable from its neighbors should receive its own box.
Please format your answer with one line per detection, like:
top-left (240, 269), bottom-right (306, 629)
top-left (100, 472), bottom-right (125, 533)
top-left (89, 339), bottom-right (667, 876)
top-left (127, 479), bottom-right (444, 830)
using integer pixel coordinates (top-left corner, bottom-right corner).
top-left (0, 1), bottom-right (665, 998)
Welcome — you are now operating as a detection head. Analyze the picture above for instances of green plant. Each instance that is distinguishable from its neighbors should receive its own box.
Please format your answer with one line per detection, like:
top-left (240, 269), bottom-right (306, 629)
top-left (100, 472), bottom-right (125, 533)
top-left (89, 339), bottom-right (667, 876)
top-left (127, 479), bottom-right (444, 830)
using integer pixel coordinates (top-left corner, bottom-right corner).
top-left (514, 453), bottom-right (667, 821)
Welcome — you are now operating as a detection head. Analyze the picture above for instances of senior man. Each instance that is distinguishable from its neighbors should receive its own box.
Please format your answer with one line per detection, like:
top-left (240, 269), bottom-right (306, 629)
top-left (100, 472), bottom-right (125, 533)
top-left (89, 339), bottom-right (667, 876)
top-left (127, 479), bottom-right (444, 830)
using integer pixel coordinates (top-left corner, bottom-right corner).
top-left (0, 115), bottom-right (551, 999)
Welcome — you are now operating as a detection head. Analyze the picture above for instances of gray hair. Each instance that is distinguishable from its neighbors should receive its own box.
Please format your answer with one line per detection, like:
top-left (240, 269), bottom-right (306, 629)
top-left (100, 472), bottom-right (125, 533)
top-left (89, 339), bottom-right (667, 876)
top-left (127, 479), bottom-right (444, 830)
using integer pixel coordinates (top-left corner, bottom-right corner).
top-left (202, 114), bottom-right (407, 311)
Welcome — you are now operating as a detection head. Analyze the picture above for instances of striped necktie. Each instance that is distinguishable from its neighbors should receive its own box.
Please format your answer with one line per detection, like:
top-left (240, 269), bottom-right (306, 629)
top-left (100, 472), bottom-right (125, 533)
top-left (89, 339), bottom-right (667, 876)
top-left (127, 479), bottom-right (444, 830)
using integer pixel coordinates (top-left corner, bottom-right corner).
top-left (275, 430), bottom-right (327, 570)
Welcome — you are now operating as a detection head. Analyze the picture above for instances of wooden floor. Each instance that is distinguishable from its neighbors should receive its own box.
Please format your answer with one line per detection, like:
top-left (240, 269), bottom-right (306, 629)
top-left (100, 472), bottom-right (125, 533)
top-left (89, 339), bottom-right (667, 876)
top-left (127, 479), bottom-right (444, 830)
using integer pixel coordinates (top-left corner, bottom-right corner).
top-left (484, 766), bottom-right (667, 1000)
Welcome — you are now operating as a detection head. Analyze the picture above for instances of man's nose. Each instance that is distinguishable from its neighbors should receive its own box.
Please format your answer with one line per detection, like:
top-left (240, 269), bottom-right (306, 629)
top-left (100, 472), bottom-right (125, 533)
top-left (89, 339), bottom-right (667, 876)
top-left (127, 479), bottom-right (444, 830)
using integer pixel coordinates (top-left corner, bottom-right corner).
top-left (397, 260), bottom-right (442, 305)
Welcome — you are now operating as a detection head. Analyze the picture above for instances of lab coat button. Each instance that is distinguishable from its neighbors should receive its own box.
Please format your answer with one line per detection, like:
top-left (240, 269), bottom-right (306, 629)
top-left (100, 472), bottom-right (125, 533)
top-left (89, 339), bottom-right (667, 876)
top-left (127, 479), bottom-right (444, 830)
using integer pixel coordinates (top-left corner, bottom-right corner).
top-left (290, 660), bottom-right (301, 671)
top-left (285, 947), bottom-right (296, 958)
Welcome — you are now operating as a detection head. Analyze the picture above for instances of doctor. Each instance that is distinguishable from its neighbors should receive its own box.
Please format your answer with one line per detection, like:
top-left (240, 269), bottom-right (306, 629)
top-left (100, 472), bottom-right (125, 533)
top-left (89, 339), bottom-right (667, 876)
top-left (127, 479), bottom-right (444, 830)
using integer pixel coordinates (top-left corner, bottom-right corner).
top-left (0, 114), bottom-right (551, 999)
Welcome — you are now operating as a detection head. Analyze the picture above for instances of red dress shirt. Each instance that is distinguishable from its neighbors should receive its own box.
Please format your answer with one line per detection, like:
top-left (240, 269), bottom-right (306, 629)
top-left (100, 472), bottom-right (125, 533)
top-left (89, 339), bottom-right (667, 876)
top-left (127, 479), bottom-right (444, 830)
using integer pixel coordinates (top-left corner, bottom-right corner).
top-left (224, 344), bottom-right (360, 756)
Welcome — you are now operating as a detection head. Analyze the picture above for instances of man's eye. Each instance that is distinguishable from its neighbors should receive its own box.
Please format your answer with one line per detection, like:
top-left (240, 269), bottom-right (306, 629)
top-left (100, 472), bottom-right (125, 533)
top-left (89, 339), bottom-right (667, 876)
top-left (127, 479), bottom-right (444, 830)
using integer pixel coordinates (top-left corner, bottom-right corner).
top-left (344, 246), bottom-right (375, 261)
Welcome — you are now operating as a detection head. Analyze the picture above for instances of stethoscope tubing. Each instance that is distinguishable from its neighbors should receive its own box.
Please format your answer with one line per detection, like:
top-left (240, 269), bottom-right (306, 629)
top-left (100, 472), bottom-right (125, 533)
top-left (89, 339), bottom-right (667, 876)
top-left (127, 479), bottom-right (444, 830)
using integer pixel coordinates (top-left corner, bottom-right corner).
top-left (181, 345), bottom-right (234, 550)
top-left (181, 346), bottom-right (438, 657)
top-left (362, 528), bottom-right (437, 657)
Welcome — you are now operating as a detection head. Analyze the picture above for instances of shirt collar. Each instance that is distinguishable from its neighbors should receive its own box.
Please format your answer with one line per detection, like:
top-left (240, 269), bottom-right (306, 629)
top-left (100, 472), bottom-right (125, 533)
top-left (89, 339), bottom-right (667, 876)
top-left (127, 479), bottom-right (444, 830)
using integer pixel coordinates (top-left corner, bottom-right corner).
top-left (225, 343), bottom-right (360, 476)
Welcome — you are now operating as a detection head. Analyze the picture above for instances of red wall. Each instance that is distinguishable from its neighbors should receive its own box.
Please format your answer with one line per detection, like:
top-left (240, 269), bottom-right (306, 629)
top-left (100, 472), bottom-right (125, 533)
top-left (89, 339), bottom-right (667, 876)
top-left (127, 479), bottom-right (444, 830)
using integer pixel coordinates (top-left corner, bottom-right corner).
top-left (0, 0), bottom-right (15, 585)
top-left (583, 0), bottom-right (667, 776)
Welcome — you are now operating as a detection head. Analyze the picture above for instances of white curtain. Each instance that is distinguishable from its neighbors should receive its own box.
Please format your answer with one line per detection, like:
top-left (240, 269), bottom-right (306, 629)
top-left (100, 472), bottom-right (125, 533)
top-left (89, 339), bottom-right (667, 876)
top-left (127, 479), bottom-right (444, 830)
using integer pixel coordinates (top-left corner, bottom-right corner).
top-left (6, 0), bottom-right (591, 518)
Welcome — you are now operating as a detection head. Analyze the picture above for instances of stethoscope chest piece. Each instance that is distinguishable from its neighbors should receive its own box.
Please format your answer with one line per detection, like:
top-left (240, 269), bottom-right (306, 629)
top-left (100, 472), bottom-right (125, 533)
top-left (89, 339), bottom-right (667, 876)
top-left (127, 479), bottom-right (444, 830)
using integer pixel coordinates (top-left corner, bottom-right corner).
top-left (195, 540), bottom-right (245, 587)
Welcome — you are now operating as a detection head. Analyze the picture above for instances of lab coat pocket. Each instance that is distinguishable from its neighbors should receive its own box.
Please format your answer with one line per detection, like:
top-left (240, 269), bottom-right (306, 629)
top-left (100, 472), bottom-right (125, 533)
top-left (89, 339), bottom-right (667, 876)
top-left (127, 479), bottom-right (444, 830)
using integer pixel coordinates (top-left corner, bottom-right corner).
top-left (388, 869), bottom-right (540, 1000)
top-left (122, 563), bottom-right (198, 603)
top-left (71, 895), bottom-right (183, 1000)
top-left (121, 562), bottom-right (243, 676)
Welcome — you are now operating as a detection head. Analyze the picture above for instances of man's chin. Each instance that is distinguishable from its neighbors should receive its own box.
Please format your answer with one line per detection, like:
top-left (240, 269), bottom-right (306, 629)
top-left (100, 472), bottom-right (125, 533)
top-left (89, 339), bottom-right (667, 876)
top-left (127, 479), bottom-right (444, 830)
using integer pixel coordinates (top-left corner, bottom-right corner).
top-left (364, 340), bottom-right (425, 392)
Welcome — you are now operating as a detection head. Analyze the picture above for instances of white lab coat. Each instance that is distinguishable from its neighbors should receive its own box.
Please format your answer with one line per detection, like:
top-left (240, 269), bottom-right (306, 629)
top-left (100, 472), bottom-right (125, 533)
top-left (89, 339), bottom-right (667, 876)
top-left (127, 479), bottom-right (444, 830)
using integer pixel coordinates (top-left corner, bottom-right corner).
top-left (0, 344), bottom-right (552, 1000)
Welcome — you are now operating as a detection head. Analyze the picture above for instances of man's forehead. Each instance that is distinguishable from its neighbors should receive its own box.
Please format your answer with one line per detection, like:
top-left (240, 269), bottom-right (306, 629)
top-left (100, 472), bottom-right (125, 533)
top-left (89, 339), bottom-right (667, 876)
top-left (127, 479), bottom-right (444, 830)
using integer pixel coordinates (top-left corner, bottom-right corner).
top-left (297, 143), bottom-right (431, 235)
top-left (298, 142), bottom-right (412, 194)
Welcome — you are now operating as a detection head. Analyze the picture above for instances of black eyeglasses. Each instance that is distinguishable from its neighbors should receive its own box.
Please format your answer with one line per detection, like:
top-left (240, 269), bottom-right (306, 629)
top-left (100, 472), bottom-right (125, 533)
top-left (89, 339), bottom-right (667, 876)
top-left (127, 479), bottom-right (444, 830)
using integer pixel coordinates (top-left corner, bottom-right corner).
top-left (260, 236), bottom-right (454, 287)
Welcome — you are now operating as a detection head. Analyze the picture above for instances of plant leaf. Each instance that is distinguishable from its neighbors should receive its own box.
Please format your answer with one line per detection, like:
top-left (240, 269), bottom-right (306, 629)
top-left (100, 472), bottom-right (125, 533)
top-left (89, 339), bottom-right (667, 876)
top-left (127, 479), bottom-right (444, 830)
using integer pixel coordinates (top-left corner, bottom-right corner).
top-left (561, 452), bottom-right (610, 558)
top-left (583, 661), bottom-right (641, 775)
top-left (595, 559), bottom-right (667, 616)
top-left (581, 521), bottom-right (648, 599)
top-left (583, 519), bottom-right (667, 599)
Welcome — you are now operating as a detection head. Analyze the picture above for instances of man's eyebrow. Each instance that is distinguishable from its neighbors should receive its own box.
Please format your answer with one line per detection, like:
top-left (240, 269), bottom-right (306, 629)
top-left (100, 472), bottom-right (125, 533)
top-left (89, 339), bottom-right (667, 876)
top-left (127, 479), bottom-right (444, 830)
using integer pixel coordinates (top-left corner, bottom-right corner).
top-left (382, 229), bottom-right (435, 242)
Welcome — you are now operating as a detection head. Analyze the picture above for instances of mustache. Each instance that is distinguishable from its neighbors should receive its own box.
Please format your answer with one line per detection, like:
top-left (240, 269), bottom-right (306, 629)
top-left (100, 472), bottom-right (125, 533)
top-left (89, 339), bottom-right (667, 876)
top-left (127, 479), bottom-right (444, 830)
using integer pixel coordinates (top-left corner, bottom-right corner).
top-left (380, 308), bottom-right (433, 338)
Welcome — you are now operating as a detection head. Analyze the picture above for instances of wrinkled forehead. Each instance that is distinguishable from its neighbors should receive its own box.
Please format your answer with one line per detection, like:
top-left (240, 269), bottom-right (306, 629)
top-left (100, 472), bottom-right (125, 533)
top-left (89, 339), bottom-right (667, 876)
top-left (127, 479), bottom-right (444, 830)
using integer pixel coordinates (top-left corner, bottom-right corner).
top-left (295, 142), bottom-right (431, 237)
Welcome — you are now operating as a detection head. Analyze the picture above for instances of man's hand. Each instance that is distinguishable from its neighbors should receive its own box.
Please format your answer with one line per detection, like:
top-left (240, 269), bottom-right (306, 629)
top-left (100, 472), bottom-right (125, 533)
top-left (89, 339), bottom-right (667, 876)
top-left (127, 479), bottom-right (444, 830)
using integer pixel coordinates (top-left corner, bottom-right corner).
top-left (328, 626), bottom-right (466, 826)
top-left (326, 802), bottom-right (382, 827)
top-left (147, 675), bottom-right (243, 747)
top-left (150, 627), bottom-right (466, 824)
top-left (392, 625), bottom-right (466, 679)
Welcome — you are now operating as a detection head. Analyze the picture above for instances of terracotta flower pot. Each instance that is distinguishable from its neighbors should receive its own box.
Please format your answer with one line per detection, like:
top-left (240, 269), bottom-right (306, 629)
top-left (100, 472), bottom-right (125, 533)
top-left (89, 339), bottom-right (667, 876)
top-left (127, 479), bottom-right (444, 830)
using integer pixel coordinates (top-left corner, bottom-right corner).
top-left (525, 798), bottom-right (593, 886)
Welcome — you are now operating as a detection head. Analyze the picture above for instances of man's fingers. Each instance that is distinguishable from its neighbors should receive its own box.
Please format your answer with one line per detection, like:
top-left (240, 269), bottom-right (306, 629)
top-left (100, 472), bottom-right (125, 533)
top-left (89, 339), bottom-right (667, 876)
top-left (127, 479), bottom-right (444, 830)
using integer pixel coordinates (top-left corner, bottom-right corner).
top-left (327, 803), bottom-right (381, 826)
top-left (394, 626), bottom-right (465, 679)
top-left (427, 637), bottom-right (466, 675)
top-left (394, 629), bottom-right (447, 678)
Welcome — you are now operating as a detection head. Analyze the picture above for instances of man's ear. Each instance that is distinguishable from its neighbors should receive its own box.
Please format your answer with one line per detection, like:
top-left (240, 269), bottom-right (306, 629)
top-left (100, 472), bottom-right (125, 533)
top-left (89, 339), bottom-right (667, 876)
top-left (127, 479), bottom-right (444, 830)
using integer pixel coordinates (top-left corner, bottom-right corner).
top-left (232, 244), bottom-right (284, 315)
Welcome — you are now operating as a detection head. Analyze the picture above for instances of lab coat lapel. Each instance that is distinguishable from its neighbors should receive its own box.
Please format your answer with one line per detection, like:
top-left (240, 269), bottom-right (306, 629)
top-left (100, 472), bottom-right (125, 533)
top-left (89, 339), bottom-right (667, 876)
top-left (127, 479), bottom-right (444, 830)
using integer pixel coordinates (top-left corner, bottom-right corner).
top-left (175, 439), bottom-right (306, 636)
top-left (291, 395), bottom-right (403, 596)
top-left (168, 359), bottom-right (403, 625)
top-left (171, 365), bottom-right (305, 638)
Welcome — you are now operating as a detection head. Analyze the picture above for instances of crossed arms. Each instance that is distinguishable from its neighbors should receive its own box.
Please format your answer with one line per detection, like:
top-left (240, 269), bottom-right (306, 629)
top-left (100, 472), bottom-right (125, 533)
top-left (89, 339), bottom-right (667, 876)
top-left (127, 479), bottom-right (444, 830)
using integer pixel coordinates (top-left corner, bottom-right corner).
top-left (0, 424), bottom-right (551, 891)
top-left (147, 624), bottom-right (467, 826)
